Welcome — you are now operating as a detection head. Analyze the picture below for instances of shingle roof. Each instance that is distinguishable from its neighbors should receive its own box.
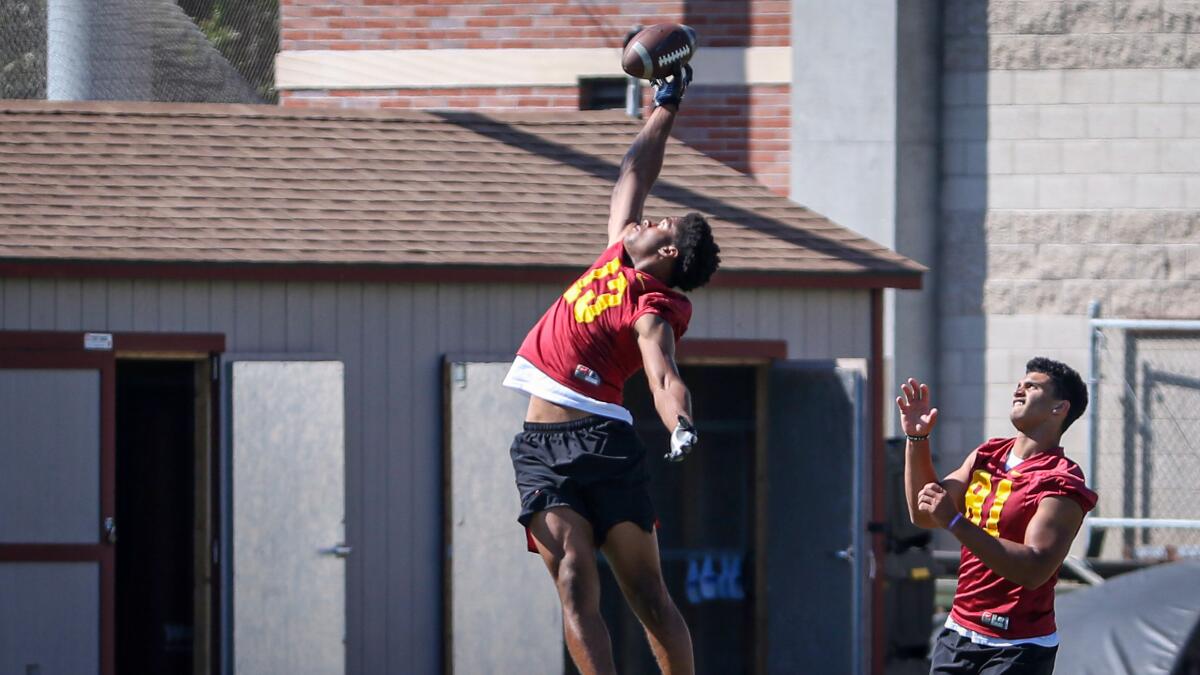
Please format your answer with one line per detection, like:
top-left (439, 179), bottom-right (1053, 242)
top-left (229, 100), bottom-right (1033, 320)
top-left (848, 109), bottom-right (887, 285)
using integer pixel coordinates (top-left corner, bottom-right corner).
top-left (0, 101), bottom-right (923, 288)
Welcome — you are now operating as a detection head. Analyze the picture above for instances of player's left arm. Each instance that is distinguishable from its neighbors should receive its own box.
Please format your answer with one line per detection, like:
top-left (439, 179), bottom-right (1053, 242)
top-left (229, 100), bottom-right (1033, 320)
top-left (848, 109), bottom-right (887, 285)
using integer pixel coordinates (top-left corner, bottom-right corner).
top-left (634, 313), bottom-right (692, 431)
top-left (608, 105), bottom-right (678, 246)
top-left (924, 488), bottom-right (1085, 589)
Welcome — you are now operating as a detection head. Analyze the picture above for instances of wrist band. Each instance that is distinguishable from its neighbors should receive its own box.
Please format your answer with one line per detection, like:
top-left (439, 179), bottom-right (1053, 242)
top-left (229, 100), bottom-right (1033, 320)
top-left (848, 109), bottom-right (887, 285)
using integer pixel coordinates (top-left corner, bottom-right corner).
top-left (947, 513), bottom-right (963, 530)
top-left (906, 434), bottom-right (930, 442)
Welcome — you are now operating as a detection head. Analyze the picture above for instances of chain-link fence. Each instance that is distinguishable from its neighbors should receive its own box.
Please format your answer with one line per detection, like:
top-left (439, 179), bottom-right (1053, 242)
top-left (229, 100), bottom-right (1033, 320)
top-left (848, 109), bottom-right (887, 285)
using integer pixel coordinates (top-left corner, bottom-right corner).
top-left (1085, 317), bottom-right (1200, 561)
top-left (1, 0), bottom-right (47, 99)
top-left (0, 0), bottom-right (276, 103)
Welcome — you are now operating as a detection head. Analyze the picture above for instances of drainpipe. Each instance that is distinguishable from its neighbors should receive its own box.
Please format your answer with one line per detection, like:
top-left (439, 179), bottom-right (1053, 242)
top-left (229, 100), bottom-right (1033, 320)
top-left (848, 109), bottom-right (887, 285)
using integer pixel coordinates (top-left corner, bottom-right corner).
top-left (624, 25), bottom-right (643, 119)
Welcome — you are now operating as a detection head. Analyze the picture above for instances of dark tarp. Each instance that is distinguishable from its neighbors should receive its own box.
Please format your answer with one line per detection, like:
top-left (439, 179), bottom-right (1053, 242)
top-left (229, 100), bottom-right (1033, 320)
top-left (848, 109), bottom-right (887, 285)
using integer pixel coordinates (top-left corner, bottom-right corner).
top-left (1055, 560), bottom-right (1200, 675)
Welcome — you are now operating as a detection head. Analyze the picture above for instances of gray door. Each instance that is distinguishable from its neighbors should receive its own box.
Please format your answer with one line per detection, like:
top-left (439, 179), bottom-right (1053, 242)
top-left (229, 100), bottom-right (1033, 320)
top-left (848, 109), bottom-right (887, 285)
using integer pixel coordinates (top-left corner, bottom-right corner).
top-left (765, 363), bottom-right (868, 674)
top-left (444, 360), bottom-right (562, 674)
top-left (224, 360), bottom-right (347, 675)
top-left (0, 349), bottom-right (115, 675)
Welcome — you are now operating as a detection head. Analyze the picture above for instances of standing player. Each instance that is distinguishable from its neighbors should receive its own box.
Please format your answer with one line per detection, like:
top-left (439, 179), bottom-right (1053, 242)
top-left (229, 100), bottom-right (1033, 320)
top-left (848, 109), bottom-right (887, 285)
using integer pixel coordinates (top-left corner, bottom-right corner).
top-left (502, 64), bottom-right (719, 675)
top-left (897, 358), bottom-right (1098, 674)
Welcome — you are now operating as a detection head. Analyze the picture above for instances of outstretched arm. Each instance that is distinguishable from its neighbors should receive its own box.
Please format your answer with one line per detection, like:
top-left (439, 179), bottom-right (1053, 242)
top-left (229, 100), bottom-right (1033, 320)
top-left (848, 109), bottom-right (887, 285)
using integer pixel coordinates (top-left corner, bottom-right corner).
top-left (634, 313), bottom-right (692, 430)
top-left (607, 66), bottom-right (691, 245)
top-left (607, 104), bottom-right (678, 245)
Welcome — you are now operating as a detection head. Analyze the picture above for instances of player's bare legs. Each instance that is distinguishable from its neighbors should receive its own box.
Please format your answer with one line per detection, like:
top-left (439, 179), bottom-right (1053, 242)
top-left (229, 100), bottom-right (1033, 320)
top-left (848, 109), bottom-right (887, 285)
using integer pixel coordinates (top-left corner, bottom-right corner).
top-left (601, 522), bottom-right (694, 675)
top-left (528, 508), bottom-right (616, 675)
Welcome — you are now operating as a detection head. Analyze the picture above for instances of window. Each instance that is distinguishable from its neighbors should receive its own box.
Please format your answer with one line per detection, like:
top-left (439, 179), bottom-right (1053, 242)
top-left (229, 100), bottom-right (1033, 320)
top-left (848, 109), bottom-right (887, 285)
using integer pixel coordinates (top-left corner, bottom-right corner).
top-left (578, 77), bottom-right (630, 111)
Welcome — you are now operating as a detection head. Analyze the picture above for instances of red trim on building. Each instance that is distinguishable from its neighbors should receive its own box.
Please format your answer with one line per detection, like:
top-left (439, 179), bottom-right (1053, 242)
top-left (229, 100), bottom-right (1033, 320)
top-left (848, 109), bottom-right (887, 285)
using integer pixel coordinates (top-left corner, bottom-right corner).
top-left (0, 544), bottom-right (103, 561)
top-left (869, 288), bottom-right (886, 675)
top-left (0, 331), bottom-right (225, 354)
top-left (100, 355), bottom-right (116, 675)
top-left (0, 260), bottom-right (922, 290)
top-left (0, 333), bottom-right (225, 675)
top-left (677, 338), bottom-right (786, 360)
top-left (0, 348), bottom-right (116, 675)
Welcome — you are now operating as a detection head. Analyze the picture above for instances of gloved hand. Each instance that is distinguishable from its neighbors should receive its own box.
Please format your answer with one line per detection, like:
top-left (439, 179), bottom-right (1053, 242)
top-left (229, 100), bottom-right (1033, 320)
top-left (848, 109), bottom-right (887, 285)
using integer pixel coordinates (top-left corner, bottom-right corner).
top-left (664, 415), bottom-right (697, 462)
top-left (653, 64), bottom-right (693, 109)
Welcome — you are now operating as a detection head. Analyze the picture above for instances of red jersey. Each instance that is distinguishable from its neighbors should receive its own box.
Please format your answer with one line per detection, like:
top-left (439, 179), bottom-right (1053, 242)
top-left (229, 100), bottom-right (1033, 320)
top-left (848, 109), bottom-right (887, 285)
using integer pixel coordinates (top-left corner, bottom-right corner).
top-left (950, 437), bottom-right (1098, 639)
top-left (516, 240), bottom-right (691, 405)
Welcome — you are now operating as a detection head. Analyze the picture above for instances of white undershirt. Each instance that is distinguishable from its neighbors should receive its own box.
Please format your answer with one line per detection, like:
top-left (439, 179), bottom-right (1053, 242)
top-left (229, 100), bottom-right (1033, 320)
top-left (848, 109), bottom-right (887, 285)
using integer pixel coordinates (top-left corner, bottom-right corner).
top-left (1005, 450), bottom-right (1025, 471)
top-left (502, 356), bottom-right (633, 425)
top-left (946, 448), bottom-right (1058, 648)
top-left (944, 616), bottom-right (1059, 648)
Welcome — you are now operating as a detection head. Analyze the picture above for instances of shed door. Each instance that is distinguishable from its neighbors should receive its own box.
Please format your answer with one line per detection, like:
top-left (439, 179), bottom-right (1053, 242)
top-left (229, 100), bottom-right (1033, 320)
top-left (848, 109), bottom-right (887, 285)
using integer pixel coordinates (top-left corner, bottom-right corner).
top-left (765, 363), bottom-right (869, 675)
top-left (0, 350), bottom-right (115, 675)
top-left (444, 360), bottom-right (562, 674)
top-left (226, 360), bottom-right (346, 675)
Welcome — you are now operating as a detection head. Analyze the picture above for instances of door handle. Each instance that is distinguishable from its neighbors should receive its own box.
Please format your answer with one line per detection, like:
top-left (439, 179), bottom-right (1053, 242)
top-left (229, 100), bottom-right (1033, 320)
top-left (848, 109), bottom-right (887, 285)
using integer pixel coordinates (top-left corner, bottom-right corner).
top-left (834, 545), bottom-right (853, 563)
top-left (319, 543), bottom-right (352, 558)
top-left (103, 517), bottom-right (117, 544)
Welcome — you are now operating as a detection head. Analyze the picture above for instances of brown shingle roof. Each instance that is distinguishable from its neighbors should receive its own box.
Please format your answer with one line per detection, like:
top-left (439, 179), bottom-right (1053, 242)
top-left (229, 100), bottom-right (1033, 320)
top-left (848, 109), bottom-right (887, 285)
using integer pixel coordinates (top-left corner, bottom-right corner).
top-left (0, 101), bottom-right (923, 288)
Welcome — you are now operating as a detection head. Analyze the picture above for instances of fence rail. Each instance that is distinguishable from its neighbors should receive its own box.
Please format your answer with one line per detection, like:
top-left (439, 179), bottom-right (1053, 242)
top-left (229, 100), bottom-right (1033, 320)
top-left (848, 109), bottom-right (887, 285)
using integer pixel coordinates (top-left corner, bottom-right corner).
top-left (1084, 306), bottom-right (1200, 560)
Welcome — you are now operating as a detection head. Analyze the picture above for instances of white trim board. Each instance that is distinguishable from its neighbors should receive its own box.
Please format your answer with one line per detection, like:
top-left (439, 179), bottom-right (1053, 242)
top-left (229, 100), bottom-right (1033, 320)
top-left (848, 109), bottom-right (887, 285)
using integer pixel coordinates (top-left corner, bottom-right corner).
top-left (276, 46), bottom-right (791, 90)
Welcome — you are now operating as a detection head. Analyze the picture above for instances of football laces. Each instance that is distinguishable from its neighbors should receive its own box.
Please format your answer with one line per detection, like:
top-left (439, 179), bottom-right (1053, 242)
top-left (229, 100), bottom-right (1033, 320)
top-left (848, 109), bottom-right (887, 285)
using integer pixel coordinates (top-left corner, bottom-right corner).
top-left (657, 45), bottom-right (691, 68)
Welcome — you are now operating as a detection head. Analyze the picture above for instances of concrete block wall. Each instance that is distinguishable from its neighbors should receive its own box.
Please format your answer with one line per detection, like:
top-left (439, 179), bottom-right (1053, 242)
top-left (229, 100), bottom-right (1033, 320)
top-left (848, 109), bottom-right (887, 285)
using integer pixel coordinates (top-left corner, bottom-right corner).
top-left (275, 0), bottom-right (792, 194)
top-left (939, 0), bottom-right (1200, 472)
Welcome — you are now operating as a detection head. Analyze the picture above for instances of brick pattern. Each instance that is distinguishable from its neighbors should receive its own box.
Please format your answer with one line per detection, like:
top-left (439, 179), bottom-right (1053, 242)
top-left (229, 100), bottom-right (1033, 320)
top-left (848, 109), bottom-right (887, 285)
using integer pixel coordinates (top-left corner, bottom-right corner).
top-left (938, 1), bottom-right (1200, 470)
top-left (946, 0), bottom-right (1200, 70)
top-left (280, 0), bottom-right (791, 50)
top-left (940, 1), bottom-right (1200, 324)
top-left (278, 1), bottom-right (792, 195)
top-left (672, 84), bottom-right (790, 195)
top-left (281, 83), bottom-right (792, 195)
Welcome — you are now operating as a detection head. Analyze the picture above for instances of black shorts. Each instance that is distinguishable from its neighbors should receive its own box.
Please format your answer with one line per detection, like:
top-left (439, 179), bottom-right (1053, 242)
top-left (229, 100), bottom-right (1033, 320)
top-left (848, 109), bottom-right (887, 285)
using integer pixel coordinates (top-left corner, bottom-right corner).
top-left (510, 415), bottom-right (655, 547)
top-left (930, 628), bottom-right (1057, 675)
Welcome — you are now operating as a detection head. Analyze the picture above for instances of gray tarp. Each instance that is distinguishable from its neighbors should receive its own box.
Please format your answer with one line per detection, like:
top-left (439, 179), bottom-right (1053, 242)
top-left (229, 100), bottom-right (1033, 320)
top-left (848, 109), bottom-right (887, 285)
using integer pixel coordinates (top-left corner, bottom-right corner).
top-left (1055, 560), bottom-right (1200, 675)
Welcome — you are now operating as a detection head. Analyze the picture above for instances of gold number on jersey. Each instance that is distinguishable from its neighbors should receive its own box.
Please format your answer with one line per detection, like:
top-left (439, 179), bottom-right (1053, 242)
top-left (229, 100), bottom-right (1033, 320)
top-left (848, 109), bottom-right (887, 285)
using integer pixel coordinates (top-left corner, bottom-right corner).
top-left (964, 469), bottom-right (1013, 538)
top-left (563, 257), bottom-right (628, 324)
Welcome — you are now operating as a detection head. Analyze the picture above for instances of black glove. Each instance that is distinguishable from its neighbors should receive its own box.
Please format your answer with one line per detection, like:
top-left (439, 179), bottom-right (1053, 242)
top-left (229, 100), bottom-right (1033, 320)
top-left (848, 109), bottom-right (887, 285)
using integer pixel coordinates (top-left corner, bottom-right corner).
top-left (653, 64), bottom-right (693, 109)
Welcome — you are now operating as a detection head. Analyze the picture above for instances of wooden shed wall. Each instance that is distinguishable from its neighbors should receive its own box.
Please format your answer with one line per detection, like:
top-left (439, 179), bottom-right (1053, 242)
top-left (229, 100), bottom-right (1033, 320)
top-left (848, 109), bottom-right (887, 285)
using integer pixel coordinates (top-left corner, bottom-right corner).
top-left (0, 276), bottom-right (871, 674)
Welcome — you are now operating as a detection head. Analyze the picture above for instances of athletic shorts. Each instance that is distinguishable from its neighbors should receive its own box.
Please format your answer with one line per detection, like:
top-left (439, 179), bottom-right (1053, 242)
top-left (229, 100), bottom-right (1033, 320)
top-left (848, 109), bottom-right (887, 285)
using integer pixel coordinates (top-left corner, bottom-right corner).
top-left (510, 415), bottom-right (656, 549)
top-left (930, 628), bottom-right (1057, 675)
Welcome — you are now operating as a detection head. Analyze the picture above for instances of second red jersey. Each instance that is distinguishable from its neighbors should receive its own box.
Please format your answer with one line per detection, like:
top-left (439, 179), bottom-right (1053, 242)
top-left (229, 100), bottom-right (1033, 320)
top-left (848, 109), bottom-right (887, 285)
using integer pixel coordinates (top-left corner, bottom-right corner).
top-left (950, 437), bottom-right (1098, 639)
top-left (516, 240), bottom-right (691, 405)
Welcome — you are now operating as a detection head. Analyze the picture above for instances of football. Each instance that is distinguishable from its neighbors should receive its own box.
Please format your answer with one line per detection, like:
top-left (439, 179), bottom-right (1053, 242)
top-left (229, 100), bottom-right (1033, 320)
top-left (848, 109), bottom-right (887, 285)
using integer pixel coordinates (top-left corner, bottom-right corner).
top-left (621, 23), bottom-right (697, 81)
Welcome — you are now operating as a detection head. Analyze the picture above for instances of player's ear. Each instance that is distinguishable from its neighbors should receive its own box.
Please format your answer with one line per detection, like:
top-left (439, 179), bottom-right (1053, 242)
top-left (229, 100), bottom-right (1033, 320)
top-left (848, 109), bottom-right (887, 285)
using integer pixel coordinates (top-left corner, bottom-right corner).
top-left (657, 244), bottom-right (679, 259)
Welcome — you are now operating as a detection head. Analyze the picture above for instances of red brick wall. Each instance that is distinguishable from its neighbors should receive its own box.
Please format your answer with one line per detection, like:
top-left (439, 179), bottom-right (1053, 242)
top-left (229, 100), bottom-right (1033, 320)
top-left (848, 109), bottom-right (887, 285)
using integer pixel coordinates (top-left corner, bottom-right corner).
top-left (280, 0), bottom-right (790, 50)
top-left (672, 84), bottom-right (789, 195)
top-left (278, 0), bottom-right (792, 196)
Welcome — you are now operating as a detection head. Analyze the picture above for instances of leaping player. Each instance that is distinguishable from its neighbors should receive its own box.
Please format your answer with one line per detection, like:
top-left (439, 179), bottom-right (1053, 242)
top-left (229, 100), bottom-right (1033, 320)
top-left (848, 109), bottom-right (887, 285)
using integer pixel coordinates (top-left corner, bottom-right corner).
top-left (502, 64), bottom-right (719, 675)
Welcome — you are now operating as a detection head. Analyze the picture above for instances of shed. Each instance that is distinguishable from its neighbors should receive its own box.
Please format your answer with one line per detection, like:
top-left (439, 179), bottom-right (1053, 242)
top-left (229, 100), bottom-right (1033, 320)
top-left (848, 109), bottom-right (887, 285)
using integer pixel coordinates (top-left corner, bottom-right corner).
top-left (0, 101), bottom-right (922, 675)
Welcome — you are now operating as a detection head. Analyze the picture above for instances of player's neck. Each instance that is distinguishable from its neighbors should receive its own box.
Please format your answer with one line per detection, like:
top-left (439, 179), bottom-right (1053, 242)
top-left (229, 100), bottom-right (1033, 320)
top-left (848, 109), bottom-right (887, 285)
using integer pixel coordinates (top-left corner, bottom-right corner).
top-left (632, 256), bottom-right (672, 284)
top-left (1011, 429), bottom-right (1062, 460)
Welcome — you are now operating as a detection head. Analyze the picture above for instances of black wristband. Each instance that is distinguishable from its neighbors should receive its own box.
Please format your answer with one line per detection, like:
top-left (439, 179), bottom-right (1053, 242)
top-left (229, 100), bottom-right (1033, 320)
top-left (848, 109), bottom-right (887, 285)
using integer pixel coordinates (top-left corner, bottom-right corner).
top-left (906, 434), bottom-right (930, 442)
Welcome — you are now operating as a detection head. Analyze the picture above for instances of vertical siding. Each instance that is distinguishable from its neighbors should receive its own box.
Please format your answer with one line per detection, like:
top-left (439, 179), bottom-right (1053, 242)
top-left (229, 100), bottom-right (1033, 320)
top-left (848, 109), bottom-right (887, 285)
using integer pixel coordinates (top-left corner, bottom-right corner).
top-left (384, 285), bottom-right (415, 673)
top-left (0, 276), bottom-right (872, 674)
top-left (54, 280), bottom-right (82, 330)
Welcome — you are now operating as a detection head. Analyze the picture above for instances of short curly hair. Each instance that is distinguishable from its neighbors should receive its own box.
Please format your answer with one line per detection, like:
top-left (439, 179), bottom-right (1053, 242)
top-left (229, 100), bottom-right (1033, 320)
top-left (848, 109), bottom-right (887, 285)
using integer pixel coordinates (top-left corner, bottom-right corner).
top-left (1026, 357), bottom-right (1088, 432)
top-left (670, 212), bottom-right (721, 291)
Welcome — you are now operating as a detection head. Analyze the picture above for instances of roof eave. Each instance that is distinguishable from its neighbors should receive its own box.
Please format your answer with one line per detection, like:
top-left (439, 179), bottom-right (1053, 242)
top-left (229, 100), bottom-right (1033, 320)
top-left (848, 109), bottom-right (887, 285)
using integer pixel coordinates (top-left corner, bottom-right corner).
top-left (0, 259), bottom-right (924, 290)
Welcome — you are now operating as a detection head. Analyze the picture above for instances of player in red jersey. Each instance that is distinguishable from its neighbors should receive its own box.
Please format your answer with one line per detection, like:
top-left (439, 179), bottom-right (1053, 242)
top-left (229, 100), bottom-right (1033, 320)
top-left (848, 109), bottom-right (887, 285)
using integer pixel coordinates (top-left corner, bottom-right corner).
top-left (503, 65), bottom-right (719, 675)
top-left (897, 357), bottom-right (1098, 674)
